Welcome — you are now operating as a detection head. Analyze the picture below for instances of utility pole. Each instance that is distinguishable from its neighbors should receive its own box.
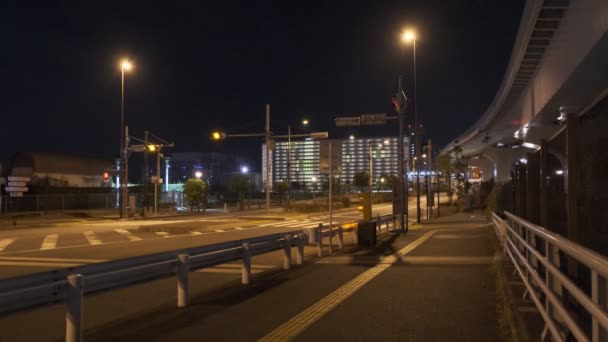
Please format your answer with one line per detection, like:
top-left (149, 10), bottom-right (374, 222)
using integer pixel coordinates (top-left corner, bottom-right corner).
top-left (368, 142), bottom-right (373, 218)
top-left (328, 142), bottom-right (333, 254)
top-left (144, 130), bottom-right (149, 183)
top-left (427, 139), bottom-right (432, 220)
top-left (287, 125), bottom-right (291, 209)
top-left (265, 104), bottom-right (271, 215)
top-left (397, 77), bottom-right (407, 233)
top-left (154, 147), bottom-right (161, 215)
top-left (122, 126), bottom-right (129, 219)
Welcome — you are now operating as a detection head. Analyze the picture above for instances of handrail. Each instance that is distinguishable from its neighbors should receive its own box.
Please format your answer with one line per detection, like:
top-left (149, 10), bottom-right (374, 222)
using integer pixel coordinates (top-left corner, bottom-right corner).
top-left (493, 211), bottom-right (608, 342)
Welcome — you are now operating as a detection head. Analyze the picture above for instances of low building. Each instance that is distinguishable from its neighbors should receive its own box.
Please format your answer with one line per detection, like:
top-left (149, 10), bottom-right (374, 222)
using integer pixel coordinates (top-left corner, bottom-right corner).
top-left (10, 152), bottom-right (114, 188)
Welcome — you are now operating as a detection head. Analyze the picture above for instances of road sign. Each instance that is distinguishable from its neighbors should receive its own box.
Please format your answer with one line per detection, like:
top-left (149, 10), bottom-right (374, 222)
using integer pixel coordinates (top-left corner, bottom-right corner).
top-left (8, 176), bottom-right (30, 182)
top-left (8, 181), bottom-right (26, 187)
top-left (9, 192), bottom-right (23, 197)
top-left (5, 186), bottom-right (28, 192)
top-left (360, 113), bottom-right (387, 125)
top-left (150, 176), bottom-right (163, 184)
top-left (334, 117), bottom-right (361, 127)
top-left (309, 132), bottom-right (329, 139)
top-left (130, 145), bottom-right (147, 152)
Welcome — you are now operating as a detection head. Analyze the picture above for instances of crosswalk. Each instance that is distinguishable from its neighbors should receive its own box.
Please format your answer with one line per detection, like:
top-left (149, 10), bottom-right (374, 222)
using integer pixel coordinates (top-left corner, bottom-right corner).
top-left (0, 218), bottom-right (331, 254)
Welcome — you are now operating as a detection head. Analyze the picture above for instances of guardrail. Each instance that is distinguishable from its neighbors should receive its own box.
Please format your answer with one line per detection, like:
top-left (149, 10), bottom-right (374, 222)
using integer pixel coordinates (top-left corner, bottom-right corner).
top-left (492, 211), bottom-right (608, 342)
top-left (0, 230), bottom-right (307, 342)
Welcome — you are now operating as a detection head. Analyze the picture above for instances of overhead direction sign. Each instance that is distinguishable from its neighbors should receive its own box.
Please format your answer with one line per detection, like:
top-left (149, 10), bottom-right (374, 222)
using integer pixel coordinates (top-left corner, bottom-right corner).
top-left (360, 113), bottom-right (387, 125)
top-left (8, 181), bottom-right (26, 187)
top-left (334, 117), bottom-right (361, 127)
top-left (9, 192), bottom-right (23, 197)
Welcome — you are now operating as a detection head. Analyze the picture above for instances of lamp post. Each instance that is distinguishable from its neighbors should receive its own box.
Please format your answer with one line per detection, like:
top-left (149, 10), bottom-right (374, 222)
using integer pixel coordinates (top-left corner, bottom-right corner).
top-left (402, 29), bottom-right (419, 223)
top-left (120, 59), bottom-right (132, 219)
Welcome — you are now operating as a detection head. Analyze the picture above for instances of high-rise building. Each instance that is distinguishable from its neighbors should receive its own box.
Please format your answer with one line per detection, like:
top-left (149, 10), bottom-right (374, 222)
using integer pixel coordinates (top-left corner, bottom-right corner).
top-left (262, 136), bottom-right (409, 187)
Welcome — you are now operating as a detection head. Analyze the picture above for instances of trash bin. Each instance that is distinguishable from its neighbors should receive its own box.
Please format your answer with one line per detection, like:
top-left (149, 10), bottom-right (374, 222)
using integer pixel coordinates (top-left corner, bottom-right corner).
top-left (357, 220), bottom-right (377, 247)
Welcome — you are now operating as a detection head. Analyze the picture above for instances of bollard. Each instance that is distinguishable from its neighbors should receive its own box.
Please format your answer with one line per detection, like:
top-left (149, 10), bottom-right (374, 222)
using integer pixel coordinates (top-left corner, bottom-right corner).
top-left (296, 234), bottom-right (304, 265)
top-left (283, 235), bottom-right (292, 270)
top-left (177, 254), bottom-right (189, 308)
top-left (66, 274), bottom-right (84, 342)
top-left (338, 226), bottom-right (344, 249)
top-left (317, 224), bottom-right (323, 257)
top-left (242, 242), bottom-right (252, 285)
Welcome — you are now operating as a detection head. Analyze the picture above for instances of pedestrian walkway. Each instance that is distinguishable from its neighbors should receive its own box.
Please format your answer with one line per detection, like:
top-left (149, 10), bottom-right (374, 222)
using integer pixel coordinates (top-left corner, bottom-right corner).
top-left (74, 211), bottom-right (528, 341)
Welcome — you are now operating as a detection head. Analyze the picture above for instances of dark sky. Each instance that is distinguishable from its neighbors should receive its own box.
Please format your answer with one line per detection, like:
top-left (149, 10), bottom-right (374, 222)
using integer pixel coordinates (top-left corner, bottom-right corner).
top-left (1, 1), bottom-right (524, 172)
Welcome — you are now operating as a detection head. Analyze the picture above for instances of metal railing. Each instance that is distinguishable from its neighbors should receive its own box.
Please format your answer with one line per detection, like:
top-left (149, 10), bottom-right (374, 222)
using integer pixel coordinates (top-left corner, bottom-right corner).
top-left (0, 230), bottom-right (307, 342)
top-left (492, 211), bottom-right (608, 342)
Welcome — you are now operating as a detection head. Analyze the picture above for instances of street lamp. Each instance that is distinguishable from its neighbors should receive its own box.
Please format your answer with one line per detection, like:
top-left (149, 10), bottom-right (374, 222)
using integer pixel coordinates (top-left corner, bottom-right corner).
top-left (195, 171), bottom-right (203, 179)
top-left (302, 119), bottom-right (309, 126)
top-left (241, 166), bottom-right (249, 174)
top-left (119, 58), bottom-right (133, 219)
top-left (401, 28), bottom-right (420, 223)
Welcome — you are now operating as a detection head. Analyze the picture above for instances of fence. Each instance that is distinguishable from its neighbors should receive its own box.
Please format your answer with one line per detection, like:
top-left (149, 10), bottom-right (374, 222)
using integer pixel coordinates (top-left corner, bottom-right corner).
top-left (492, 211), bottom-right (608, 342)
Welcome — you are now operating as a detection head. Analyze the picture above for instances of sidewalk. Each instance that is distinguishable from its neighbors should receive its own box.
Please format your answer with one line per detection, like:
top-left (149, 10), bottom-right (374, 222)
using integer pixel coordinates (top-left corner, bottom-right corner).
top-left (82, 211), bottom-right (521, 341)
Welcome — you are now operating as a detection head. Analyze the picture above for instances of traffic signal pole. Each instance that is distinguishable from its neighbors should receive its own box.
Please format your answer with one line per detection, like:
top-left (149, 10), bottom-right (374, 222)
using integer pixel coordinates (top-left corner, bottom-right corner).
top-left (265, 104), bottom-right (271, 215)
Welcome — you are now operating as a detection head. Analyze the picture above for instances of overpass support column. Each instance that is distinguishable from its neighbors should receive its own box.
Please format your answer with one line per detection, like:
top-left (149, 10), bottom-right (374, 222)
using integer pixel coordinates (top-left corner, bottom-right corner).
top-left (540, 140), bottom-right (548, 228)
top-left (526, 152), bottom-right (540, 225)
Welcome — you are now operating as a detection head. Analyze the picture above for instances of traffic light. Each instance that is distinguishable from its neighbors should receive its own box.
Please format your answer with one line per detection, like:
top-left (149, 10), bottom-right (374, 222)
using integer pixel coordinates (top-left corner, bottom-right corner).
top-left (103, 172), bottom-right (109, 182)
top-left (211, 131), bottom-right (226, 141)
top-left (146, 144), bottom-right (157, 152)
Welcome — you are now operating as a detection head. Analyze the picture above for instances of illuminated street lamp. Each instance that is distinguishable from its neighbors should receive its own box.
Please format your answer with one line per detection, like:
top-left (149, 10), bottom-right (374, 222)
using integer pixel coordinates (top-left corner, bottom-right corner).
top-left (349, 135), bottom-right (355, 140)
top-left (194, 171), bottom-right (203, 179)
top-left (119, 58), bottom-right (133, 219)
top-left (241, 166), bottom-right (249, 174)
top-left (302, 119), bottom-right (309, 126)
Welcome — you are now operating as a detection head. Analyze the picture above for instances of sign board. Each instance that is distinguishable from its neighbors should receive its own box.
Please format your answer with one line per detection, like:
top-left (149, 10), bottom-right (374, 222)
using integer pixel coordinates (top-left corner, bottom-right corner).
top-left (5, 186), bottom-right (28, 192)
top-left (334, 117), bottom-right (361, 127)
top-left (130, 145), bottom-right (147, 152)
top-left (8, 181), bottom-right (26, 187)
top-left (319, 140), bottom-right (342, 175)
top-left (360, 113), bottom-right (387, 125)
top-left (309, 132), bottom-right (328, 139)
top-left (150, 176), bottom-right (163, 184)
top-left (10, 192), bottom-right (23, 197)
top-left (8, 176), bottom-right (30, 182)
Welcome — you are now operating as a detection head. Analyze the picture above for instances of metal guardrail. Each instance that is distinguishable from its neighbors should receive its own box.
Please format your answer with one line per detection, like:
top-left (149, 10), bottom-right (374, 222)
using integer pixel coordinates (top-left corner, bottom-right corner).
top-left (0, 230), bottom-right (307, 342)
top-left (492, 211), bottom-right (608, 342)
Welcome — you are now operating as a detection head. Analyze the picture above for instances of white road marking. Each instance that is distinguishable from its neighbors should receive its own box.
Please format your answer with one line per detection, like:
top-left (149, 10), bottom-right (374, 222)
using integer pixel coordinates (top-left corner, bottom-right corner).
top-left (190, 231), bottom-right (203, 235)
top-left (215, 229), bottom-right (225, 233)
top-left (40, 234), bottom-right (59, 250)
top-left (114, 229), bottom-right (142, 241)
top-left (155, 232), bottom-right (170, 237)
top-left (83, 231), bottom-right (102, 245)
top-left (0, 239), bottom-right (16, 252)
top-left (258, 221), bottom-right (289, 227)
top-left (235, 227), bottom-right (245, 230)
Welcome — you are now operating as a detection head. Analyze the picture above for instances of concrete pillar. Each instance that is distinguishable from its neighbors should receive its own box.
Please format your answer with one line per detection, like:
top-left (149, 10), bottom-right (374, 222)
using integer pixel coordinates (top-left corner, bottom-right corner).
top-left (540, 140), bottom-right (549, 228)
top-left (526, 152), bottom-right (540, 225)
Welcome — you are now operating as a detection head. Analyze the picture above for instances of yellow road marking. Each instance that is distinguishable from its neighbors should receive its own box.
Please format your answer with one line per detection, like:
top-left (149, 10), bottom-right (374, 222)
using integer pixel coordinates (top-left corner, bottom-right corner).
top-left (40, 234), bottom-right (59, 250)
top-left (258, 230), bottom-right (436, 341)
top-left (0, 239), bottom-right (16, 252)
top-left (83, 231), bottom-right (102, 245)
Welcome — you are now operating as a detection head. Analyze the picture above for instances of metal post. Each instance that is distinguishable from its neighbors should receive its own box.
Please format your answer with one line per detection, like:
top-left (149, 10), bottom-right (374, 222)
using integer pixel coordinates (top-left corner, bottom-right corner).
top-left (283, 235), bottom-right (292, 270)
top-left (338, 226), bottom-right (344, 249)
top-left (437, 174), bottom-right (440, 217)
top-left (317, 223), bottom-right (323, 257)
top-left (287, 125), bottom-right (291, 209)
top-left (328, 142), bottom-right (333, 254)
top-left (122, 126), bottom-right (129, 219)
top-left (177, 254), bottom-right (189, 308)
top-left (540, 139), bottom-right (548, 227)
top-left (66, 274), bottom-right (83, 342)
top-left (416, 164), bottom-right (421, 223)
top-left (397, 77), bottom-right (406, 233)
top-left (368, 142), bottom-right (373, 218)
top-left (265, 104), bottom-right (271, 215)
top-left (154, 148), bottom-right (160, 215)
top-left (427, 139), bottom-right (432, 220)
top-left (242, 242), bottom-right (251, 285)
top-left (296, 235), bottom-right (304, 265)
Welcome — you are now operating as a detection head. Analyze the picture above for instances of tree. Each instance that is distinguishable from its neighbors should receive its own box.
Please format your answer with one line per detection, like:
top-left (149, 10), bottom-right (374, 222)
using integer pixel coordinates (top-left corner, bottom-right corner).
top-left (353, 171), bottom-right (370, 192)
top-left (228, 175), bottom-right (251, 210)
top-left (377, 173), bottom-right (396, 190)
top-left (274, 179), bottom-right (289, 204)
top-left (183, 178), bottom-right (208, 212)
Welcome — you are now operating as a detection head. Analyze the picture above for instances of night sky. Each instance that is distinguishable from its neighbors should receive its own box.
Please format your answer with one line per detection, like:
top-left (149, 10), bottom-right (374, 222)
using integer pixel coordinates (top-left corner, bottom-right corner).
top-left (1, 1), bottom-right (524, 172)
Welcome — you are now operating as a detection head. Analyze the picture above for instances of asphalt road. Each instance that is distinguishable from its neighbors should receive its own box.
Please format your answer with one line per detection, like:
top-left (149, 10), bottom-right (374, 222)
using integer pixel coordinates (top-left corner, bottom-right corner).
top-left (0, 201), bottom-right (407, 278)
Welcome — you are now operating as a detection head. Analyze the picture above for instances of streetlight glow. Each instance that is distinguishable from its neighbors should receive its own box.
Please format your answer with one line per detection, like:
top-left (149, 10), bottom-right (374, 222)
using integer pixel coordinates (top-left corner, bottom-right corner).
top-left (302, 119), bottom-right (309, 126)
top-left (241, 166), bottom-right (249, 174)
top-left (349, 135), bottom-right (355, 140)
top-left (194, 171), bottom-right (203, 179)
top-left (121, 59), bottom-right (133, 71)
top-left (401, 30), bottom-right (416, 43)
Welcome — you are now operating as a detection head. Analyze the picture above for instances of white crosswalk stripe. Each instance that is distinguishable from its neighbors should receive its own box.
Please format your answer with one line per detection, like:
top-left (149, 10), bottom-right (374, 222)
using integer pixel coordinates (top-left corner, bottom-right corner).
top-left (235, 227), bottom-right (245, 230)
top-left (190, 231), bottom-right (203, 235)
top-left (258, 221), bottom-right (288, 227)
top-left (0, 239), bottom-right (16, 252)
top-left (215, 229), bottom-right (225, 233)
top-left (40, 234), bottom-right (59, 250)
top-left (83, 231), bottom-right (102, 245)
top-left (283, 220), bottom-right (315, 228)
top-left (114, 229), bottom-right (142, 241)
top-left (155, 232), bottom-right (170, 237)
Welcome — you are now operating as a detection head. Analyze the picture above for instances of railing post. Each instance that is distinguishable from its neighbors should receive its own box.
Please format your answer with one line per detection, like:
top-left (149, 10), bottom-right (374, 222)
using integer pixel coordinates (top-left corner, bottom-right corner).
top-left (592, 270), bottom-right (607, 341)
top-left (296, 234), bottom-right (304, 265)
top-left (177, 254), bottom-right (189, 308)
top-left (66, 274), bottom-right (83, 342)
top-left (338, 225), bottom-right (344, 249)
top-left (317, 223), bottom-right (323, 257)
top-left (242, 242), bottom-right (252, 285)
top-left (283, 235), bottom-right (292, 270)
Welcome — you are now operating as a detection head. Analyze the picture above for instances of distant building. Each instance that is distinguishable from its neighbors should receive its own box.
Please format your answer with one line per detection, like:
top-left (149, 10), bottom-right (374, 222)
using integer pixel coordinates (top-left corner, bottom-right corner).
top-left (10, 152), bottom-right (114, 188)
top-left (262, 136), bottom-right (409, 188)
top-left (166, 152), bottom-right (254, 189)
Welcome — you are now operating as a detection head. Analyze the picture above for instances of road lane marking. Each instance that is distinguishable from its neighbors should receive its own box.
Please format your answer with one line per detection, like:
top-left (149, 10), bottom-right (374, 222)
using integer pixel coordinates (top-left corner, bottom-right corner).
top-left (114, 229), bottom-right (142, 241)
top-left (215, 229), bottom-right (225, 233)
top-left (190, 231), bottom-right (202, 235)
top-left (40, 234), bottom-right (59, 250)
top-left (258, 230), bottom-right (436, 341)
top-left (83, 231), bottom-right (102, 245)
top-left (155, 232), bottom-right (170, 237)
top-left (235, 227), bottom-right (245, 230)
top-left (0, 239), bottom-right (16, 252)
